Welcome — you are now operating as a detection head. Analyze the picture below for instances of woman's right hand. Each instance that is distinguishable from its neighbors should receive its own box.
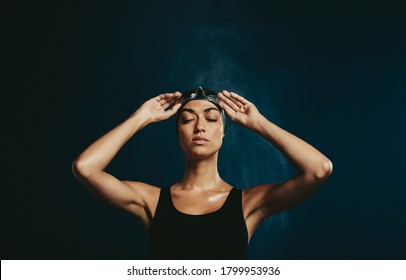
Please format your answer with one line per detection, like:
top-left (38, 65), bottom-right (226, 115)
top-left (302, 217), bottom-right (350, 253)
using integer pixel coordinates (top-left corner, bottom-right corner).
top-left (135, 92), bottom-right (182, 123)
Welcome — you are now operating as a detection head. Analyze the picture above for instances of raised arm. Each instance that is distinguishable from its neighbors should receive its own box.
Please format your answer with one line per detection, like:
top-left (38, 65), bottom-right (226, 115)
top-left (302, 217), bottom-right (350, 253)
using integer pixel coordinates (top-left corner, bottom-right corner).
top-left (218, 91), bottom-right (333, 236)
top-left (72, 92), bottom-right (181, 227)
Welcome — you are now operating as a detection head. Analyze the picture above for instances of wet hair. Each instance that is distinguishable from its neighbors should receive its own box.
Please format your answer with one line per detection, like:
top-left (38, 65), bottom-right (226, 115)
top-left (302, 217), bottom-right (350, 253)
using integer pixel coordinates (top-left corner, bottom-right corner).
top-left (175, 87), bottom-right (226, 135)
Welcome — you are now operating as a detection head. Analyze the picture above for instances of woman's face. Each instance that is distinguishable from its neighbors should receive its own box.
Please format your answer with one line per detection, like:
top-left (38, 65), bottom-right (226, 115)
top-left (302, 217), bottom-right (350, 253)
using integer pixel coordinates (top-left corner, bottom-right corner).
top-left (177, 100), bottom-right (225, 159)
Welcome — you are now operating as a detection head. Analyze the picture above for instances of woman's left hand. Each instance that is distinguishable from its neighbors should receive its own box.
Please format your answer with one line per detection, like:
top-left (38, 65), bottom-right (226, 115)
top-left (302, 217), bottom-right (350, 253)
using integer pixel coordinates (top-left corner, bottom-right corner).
top-left (218, 90), bottom-right (262, 129)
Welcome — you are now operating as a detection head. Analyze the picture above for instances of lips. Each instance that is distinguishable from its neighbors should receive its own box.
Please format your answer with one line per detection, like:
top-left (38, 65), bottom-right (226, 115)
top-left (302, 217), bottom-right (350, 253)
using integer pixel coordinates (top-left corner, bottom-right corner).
top-left (192, 136), bottom-right (209, 143)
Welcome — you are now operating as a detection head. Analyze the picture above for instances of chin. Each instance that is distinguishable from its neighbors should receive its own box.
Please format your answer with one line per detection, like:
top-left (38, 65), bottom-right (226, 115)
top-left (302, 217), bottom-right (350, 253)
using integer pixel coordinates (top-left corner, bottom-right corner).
top-left (185, 147), bottom-right (219, 160)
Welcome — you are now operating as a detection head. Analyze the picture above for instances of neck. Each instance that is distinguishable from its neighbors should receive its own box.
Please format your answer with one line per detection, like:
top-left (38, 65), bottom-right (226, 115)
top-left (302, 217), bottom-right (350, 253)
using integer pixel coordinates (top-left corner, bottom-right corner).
top-left (180, 153), bottom-right (222, 191)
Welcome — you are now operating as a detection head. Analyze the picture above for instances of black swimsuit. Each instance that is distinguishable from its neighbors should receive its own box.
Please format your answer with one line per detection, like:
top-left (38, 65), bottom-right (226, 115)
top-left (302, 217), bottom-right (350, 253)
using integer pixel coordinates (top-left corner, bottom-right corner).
top-left (149, 187), bottom-right (248, 259)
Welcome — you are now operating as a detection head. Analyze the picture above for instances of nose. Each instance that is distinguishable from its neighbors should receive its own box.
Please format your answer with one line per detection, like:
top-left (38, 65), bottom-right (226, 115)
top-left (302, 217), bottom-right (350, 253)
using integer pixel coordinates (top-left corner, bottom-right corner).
top-left (194, 118), bottom-right (206, 133)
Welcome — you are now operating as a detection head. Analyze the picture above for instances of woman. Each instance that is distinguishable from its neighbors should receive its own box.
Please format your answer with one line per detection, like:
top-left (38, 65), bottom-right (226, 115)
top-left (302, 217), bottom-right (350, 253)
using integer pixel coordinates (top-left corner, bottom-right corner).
top-left (72, 87), bottom-right (333, 259)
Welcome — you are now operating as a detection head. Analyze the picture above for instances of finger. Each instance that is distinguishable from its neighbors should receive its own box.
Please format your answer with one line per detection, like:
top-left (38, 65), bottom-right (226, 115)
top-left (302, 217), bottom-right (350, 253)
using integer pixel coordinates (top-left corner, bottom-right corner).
top-left (227, 93), bottom-right (244, 108)
top-left (156, 92), bottom-right (181, 105)
top-left (154, 93), bottom-right (168, 102)
top-left (230, 91), bottom-right (249, 105)
top-left (219, 100), bottom-right (237, 118)
top-left (159, 92), bottom-right (181, 107)
top-left (218, 91), bottom-right (237, 109)
top-left (219, 91), bottom-right (240, 112)
top-left (161, 96), bottom-right (181, 110)
top-left (157, 93), bottom-right (179, 106)
top-left (164, 102), bottom-right (182, 117)
top-left (221, 91), bottom-right (247, 107)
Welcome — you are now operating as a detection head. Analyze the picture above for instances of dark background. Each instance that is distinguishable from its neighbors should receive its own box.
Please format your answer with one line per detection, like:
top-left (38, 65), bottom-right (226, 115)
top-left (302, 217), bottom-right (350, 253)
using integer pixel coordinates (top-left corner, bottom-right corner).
top-left (2, 0), bottom-right (405, 259)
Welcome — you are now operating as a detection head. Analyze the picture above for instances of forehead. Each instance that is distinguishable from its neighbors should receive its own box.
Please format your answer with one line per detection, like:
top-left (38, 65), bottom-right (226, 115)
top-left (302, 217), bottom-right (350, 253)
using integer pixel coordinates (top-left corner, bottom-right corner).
top-left (181, 100), bottom-right (219, 112)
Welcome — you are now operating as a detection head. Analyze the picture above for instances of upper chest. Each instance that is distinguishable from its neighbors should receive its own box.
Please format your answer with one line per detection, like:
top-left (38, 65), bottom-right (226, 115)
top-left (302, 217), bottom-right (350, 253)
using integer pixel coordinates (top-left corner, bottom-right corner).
top-left (170, 188), bottom-right (232, 215)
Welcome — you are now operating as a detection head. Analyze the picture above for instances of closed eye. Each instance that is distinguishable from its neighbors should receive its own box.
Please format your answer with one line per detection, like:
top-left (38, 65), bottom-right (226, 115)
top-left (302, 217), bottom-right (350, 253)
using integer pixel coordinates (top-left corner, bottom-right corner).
top-left (181, 119), bottom-right (195, 124)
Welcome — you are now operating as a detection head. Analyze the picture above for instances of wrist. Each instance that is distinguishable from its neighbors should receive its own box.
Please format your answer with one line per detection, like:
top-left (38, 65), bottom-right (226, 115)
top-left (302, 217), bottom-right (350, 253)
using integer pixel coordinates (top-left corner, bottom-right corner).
top-left (247, 114), bottom-right (266, 132)
top-left (128, 109), bottom-right (152, 129)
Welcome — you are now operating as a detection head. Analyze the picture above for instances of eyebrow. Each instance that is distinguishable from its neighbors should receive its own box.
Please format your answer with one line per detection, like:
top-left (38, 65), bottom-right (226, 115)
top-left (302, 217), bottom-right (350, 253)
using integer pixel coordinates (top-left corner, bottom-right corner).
top-left (180, 107), bottom-right (219, 114)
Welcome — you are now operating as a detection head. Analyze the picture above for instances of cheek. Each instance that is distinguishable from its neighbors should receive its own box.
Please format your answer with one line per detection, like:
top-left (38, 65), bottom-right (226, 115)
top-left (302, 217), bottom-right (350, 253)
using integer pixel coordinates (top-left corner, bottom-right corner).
top-left (178, 127), bottom-right (190, 150)
top-left (211, 125), bottom-right (224, 145)
top-left (214, 121), bottom-right (224, 134)
top-left (178, 130), bottom-right (186, 141)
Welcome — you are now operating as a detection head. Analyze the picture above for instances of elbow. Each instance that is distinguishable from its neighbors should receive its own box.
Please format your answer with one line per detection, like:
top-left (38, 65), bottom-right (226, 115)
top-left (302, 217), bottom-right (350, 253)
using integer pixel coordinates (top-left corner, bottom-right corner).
top-left (72, 157), bottom-right (93, 179)
top-left (314, 158), bottom-right (333, 180)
